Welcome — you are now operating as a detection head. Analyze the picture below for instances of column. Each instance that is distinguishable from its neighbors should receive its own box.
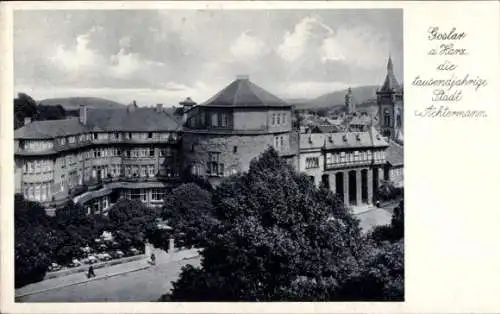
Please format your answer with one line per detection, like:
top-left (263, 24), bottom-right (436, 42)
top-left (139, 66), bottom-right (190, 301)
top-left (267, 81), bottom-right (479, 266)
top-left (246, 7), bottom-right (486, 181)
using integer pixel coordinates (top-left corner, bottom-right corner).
top-left (343, 171), bottom-right (349, 205)
top-left (367, 168), bottom-right (373, 204)
top-left (378, 167), bottom-right (384, 185)
top-left (328, 173), bottom-right (336, 194)
top-left (356, 170), bottom-right (362, 206)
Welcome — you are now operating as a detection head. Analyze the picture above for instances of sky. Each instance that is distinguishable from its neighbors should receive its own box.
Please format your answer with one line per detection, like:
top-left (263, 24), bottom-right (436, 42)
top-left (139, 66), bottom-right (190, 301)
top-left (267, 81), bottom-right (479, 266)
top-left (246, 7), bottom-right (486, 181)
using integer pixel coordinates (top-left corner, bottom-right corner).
top-left (14, 9), bottom-right (403, 106)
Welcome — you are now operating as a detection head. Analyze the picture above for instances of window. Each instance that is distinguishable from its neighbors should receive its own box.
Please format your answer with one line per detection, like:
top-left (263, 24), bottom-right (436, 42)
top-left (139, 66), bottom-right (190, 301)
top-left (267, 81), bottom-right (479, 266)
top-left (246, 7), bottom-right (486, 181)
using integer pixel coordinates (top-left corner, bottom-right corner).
top-left (148, 132), bottom-right (153, 139)
top-left (272, 114), bottom-right (276, 125)
top-left (282, 113), bottom-right (286, 124)
top-left (115, 132), bottom-right (119, 139)
top-left (148, 165), bottom-right (155, 177)
top-left (211, 113), bottom-right (218, 127)
top-left (207, 152), bottom-right (222, 176)
top-left (384, 109), bottom-right (391, 126)
top-left (152, 188), bottom-right (163, 201)
top-left (141, 166), bottom-right (146, 177)
top-left (233, 146), bottom-right (238, 153)
top-left (306, 157), bottom-right (319, 169)
top-left (275, 137), bottom-right (279, 150)
top-left (277, 114), bottom-right (280, 125)
top-left (280, 136), bottom-right (284, 149)
top-left (221, 113), bottom-right (229, 127)
top-left (93, 133), bottom-right (98, 140)
top-left (340, 152), bottom-right (346, 163)
top-left (149, 148), bottom-right (155, 157)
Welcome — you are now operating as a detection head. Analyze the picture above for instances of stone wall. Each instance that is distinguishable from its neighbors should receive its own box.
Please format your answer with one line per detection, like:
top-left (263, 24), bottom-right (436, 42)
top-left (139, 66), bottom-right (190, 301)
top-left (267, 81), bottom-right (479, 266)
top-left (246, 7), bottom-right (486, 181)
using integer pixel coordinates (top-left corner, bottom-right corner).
top-left (182, 132), bottom-right (278, 177)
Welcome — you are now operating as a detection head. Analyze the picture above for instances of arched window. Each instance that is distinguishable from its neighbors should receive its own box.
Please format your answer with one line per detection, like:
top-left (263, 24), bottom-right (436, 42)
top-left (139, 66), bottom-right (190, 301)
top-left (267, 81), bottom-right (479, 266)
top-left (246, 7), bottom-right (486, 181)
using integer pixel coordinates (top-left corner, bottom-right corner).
top-left (384, 109), bottom-right (391, 126)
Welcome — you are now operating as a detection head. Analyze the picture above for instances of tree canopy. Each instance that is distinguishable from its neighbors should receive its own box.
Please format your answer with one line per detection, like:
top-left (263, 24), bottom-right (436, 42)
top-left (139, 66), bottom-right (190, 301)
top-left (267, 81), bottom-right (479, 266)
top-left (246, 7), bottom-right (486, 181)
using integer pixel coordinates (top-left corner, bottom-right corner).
top-left (14, 194), bottom-right (55, 287)
top-left (167, 148), bottom-right (378, 301)
top-left (107, 198), bottom-right (157, 249)
top-left (160, 183), bottom-right (217, 249)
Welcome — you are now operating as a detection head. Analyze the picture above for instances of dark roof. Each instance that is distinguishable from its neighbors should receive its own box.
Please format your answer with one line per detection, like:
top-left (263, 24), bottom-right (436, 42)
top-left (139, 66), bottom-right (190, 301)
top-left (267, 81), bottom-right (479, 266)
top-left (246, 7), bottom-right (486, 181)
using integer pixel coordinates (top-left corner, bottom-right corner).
top-left (201, 77), bottom-right (291, 108)
top-left (380, 57), bottom-right (402, 93)
top-left (14, 118), bottom-right (89, 139)
top-left (86, 107), bottom-right (182, 132)
top-left (386, 140), bottom-right (404, 166)
top-left (299, 127), bottom-right (388, 150)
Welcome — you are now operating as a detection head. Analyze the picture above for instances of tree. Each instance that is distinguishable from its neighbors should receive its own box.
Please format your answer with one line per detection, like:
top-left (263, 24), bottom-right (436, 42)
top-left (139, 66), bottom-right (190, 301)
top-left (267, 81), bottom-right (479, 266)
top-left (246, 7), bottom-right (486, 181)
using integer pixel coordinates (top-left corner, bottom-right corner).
top-left (337, 239), bottom-right (404, 301)
top-left (107, 198), bottom-right (157, 249)
top-left (51, 201), bottom-right (109, 264)
top-left (167, 148), bottom-right (367, 301)
top-left (370, 199), bottom-right (404, 243)
top-left (160, 183), bottom-right (217, 249)
top-left (14, 194), bottom-right (55, 288)
top-left (14, 93), bottom-right (38, 129)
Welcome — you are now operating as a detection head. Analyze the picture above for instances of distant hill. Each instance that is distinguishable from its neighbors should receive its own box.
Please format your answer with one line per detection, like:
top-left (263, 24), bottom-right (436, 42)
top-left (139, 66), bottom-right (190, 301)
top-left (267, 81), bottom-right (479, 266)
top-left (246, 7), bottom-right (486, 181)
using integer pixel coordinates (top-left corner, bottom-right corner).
top-left (38, 97), bottom-right (125, 110)
top-left (296, 85), bottom-right (380, 111)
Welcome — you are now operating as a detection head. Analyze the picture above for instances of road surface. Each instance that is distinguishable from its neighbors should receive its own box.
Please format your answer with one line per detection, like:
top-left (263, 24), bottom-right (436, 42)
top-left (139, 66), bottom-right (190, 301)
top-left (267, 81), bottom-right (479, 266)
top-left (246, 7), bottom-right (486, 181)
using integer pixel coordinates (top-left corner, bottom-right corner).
top-left (18, 257), bottom-right (201, 302)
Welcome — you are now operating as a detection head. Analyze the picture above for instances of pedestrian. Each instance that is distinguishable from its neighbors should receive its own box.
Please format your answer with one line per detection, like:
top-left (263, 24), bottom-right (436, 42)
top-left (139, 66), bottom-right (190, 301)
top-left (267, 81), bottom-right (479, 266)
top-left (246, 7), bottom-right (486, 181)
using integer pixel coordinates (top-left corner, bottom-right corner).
top-left (150, 253), bottom-right (156, 265)
top-left (87, 265), bottom-right (96, 278)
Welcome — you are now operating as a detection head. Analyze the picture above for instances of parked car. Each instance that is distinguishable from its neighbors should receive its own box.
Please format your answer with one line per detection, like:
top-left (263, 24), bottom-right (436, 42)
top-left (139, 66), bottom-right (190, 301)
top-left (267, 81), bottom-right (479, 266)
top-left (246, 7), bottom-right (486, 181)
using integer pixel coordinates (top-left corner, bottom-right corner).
top-left (96, 253), bottom-right (112, 261)
top-left (110, 250), bottom-right (125, 259)
top-left (68, 259), bottom-right (83, 267)
top-left (48, 262), bottom-right (62, 272)
top-left (128, 248), bottom-right (140, 256)
top-left (83, 255), bottom-right (98, 264)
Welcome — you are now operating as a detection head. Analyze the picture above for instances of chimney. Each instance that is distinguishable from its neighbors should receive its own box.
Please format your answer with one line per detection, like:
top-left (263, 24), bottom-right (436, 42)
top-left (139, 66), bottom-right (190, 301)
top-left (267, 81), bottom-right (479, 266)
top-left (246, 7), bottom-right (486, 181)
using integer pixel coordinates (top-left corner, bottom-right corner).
top-left (24, 116), bottom-right (31, 125)
top-left (128, 100), bottom-right (137, 113)
top-left (79, 105), bottom-right (87, 125)
top-left (156, 104), bottom-right (163, 113)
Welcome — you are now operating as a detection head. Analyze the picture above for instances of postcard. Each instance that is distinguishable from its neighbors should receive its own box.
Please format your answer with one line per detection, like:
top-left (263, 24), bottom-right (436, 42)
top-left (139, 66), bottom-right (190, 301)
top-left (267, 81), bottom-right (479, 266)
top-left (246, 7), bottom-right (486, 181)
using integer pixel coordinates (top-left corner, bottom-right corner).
top-left (1, 1), bottom-right (499, 313)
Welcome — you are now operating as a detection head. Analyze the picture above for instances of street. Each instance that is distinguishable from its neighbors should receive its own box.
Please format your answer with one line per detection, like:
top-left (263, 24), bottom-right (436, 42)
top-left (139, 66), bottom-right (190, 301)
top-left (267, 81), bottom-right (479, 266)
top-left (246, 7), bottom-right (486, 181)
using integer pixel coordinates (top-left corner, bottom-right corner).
top-left (18, 257), bottom-right (201, 302)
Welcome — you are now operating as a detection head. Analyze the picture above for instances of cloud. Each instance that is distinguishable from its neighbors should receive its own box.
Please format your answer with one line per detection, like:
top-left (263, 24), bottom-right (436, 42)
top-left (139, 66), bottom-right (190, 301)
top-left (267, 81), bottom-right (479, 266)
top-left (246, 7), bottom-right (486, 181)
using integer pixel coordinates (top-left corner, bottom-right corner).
top-left (14, 10), bottom-right (403, 103)
top-left (230, 30), bottom-right (267, 61)
top-left (320, 26), bottom-right (390, 69)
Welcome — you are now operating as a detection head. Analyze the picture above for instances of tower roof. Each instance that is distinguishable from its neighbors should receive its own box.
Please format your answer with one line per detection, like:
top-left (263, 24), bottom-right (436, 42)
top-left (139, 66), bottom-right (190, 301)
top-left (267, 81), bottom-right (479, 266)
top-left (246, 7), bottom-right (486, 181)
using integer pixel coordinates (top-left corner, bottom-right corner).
top-left (380, 56), bottom-right (402, 93)
top-left (200, 76), bottom-right (291, 108)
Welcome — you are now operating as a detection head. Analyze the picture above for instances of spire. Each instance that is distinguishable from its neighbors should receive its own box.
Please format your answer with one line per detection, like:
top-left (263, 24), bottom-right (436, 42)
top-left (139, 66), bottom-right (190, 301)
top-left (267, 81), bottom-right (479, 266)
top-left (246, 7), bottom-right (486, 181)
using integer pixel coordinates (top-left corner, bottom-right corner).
top-left (380, 55), bottom-right (401, 93)
top-left (387, 55), bottom-right (394, 72)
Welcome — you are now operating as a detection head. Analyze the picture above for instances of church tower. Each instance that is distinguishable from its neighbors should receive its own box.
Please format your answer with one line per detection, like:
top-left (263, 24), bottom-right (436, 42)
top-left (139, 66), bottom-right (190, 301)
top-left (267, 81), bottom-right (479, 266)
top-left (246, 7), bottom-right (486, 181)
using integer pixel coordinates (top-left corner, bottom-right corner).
top-left (376, 56), bottom-right (403, 141)
top-left (345, 87), bottom-right (355, 114)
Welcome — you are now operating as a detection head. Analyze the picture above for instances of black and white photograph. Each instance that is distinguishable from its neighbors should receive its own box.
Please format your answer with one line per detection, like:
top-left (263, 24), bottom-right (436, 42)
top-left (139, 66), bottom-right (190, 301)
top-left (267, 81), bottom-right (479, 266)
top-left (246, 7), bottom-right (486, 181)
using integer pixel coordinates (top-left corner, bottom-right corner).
top-left (12, 8), bottom-right (404, 302)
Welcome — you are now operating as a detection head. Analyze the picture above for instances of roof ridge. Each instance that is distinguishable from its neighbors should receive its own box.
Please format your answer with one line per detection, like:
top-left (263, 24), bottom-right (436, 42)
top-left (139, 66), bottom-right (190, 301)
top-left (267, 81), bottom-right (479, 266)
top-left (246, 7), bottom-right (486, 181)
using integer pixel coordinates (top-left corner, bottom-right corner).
top-left (233, 79), bottom-right (244, 106)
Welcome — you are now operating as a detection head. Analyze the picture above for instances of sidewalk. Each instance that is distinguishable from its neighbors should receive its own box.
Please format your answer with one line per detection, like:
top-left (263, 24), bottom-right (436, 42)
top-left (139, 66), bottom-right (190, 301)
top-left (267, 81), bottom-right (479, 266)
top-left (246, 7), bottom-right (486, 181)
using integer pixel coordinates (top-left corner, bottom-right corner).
top-left (15, 248), bottom-right (200, 298)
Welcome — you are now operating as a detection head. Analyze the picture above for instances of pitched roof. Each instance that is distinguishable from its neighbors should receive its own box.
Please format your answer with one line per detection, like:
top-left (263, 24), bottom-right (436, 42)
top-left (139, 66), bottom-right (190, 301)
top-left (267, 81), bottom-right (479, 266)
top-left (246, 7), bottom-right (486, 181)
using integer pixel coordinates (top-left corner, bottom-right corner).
top-left (380, 57), bottom-right (402, 93)
top-left (386, 140), bottom-right (404, 166)
top-left (86, 107), bottom-right (182, 132)
top-left (299, 128), bottom-right (389, 150)
top-left (200, 77), bottom-right (291, 108)
top-left (14, 118), bottom-right (90, 139)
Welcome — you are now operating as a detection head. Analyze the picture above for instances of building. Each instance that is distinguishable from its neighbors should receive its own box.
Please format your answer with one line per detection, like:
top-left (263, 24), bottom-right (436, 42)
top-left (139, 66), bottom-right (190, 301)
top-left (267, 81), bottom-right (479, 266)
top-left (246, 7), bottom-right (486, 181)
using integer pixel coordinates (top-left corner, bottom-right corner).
top-left (299, 126), bottom-right (389, 206)
top-left (14, 73), bottom-right (403, 213)
top-left (182, 75), bottom-right (299, 185)
top-left (345, 87), bottom-right (355, 115)
top-left (377, 56), bottom-right (404, 141)
top-left (14, 103), bottom-right (183, 214)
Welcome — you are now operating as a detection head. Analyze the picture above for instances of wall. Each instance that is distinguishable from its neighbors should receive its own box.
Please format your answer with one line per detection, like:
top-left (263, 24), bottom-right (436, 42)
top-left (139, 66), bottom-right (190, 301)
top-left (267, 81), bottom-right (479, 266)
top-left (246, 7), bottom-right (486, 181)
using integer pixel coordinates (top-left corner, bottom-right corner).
top-left (232, 110), bottom-right (268, 131)
top-left (182, 132), bottom-right (277, 177)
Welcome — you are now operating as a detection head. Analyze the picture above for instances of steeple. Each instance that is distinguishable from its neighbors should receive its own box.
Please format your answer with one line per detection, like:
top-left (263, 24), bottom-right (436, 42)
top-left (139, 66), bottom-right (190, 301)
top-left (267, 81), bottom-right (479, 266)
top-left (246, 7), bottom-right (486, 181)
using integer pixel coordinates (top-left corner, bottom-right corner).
top-left (387, 55), bottom-right (394, 72)
top-left (345, 87), bottom-right (354, 114)
top-left (380, 55), bottom-right (401, 93)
